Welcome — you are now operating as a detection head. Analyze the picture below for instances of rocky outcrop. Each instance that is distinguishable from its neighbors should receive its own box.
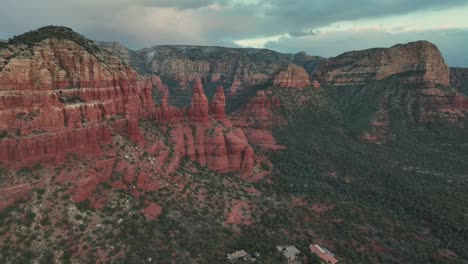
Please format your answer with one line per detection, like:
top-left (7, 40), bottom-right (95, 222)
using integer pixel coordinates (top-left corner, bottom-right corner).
top-left (0, 27), bottom-right (154, 165)
top-left (189, 79), bottom-right (209, 122)
top-left (169, 122), bottom-right (254, 173)
top-left (312, 80), bottom-right (321, 89)
top-left (0, 183), bottom-right (34, 211)
top-left (210, 86), bottom-right (226, 119)
top-left (136, 46), bottom-right (293, 90)
top-left (0, 27), bottom-right (270, 177)
top-left (95, 43), bottom-right (324, 94)
top-left (232, 90), bottom-right (285, 150)
top-left (315, 41), bottom-right (450, 87)
top-left (143, 202), bottom-right (163, 220)
top-left (161, 79), bottom-right (255, 173)
top-left (416, 88), bottom-right (468, 123)
top-left (273, 64), bottom-right (311, 89)
top-left (0, 125), bottom-right (112, 164)
top-left (235, 90), bottom-right (281, 127)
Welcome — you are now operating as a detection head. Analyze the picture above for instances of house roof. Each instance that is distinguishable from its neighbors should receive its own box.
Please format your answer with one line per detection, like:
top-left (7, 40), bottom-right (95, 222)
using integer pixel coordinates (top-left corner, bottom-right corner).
top-left (310, 244), bottom-right (338, 264)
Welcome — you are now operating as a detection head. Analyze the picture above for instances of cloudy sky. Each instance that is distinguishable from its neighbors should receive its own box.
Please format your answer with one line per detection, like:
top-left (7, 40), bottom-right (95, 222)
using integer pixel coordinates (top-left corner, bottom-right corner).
top-left (1, 0), bottom-right (468, 66)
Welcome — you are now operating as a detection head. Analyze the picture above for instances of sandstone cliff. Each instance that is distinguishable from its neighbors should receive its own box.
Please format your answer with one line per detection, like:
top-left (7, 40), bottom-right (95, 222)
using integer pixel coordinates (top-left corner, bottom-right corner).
top-left (231, 90), bottom-right (285, 150)
top-left (0, 27), bottom-right (155, 164)
top-left (210, 86), bottom-right (226, 120)
top-left (189, 78), bottom-right (209, 122)
top-left (315, 41), bottom-right (450, 87)
top-left (273, 64), bottom-right (311, 89)
top-left (0, 27), bottom-right (256, 175)
top-left (96, 43), bottom-right (323, 92)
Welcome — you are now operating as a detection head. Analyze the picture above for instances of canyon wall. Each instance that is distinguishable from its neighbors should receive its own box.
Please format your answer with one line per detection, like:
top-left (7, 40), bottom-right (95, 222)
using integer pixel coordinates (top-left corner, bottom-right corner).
top-left (273, 64), bottom-right (311, 89)
top-left (313, 40), bottom-right (468, 125)
top-left (314, 41), bottom-right (450, 87)
top-left (0, 27), bottom-right (155, 165)
top-left (0, 27), bottom-right (256, 174)
top-left (97, 43), bottom-right (323, 92)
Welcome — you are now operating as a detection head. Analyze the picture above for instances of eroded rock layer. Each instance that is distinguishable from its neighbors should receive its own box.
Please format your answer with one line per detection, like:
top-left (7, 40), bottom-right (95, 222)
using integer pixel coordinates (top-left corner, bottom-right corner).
top-left (273, 64), bottom-right (311, 89)
top-left (0, 27), bottom-right (256, 174)
top-left (314, 41), bottom-right (450, 87)
top-left (0, 27), bottom-right (155, 164)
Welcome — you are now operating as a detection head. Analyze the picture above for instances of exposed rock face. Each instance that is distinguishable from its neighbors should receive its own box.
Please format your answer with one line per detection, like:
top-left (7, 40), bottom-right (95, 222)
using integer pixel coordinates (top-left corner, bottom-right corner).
top-left (312, 80), bottom-right (321, 89)
top-left (143, 202), bottom-right (163, 220)
top-left (189, 79), bottom-right (209, 122)
top-left (0, 125), bottom-right (112, 163)
top-left (416, 88), bottom-right (468, 123)
top-left (315, 41), bottom-right (450, 87)
top-left (273, 64), bottom-right (311, 89)
top-left (210, 86), bottom-right (226, 119)
top-left (164, 80), bottom-right (255, 173)
top-left (232, 90), bottom-right (285, 150)
top-left (0, 27), bottom-right (256, 175)
top-left (0, 183), bottom-right (34, 211)
top-left (236, 90), bottom-right (281, 127)
top-left (0, 27), bottom-right (154, 165)
top-left (96, 43), bottom-right (324, 94)
top-left (169, 122), bottom-right (254, 173)
top-left (136, 46), bottom-right (291, 90)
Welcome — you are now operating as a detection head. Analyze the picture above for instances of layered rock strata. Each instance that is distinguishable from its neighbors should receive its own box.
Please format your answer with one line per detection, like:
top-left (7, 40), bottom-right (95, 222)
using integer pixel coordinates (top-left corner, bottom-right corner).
top-left (273, 64), bottom-right (311, 89)
top-left (314, 41), bottom-right (450, 87)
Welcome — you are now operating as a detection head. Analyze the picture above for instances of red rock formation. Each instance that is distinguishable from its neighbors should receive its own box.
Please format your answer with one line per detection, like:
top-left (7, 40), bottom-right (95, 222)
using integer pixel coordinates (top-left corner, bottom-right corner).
top-left (189, 79), bottom-right (209, 123)
top-left (169, 123), bottom-right (255, 173)
top-left (225, 129), bottom-right (255, 172)
top-left (229, 78), bottom-right (242, 95)
top-left (0, 35), bottom-right (154, 165)
top-left (0, 28), bottom-right (257, 177)
top-left (143, 202), bottom-right (162, 220)
top-left (0, 125), bottom-right (112, 164)
top-left (235, 91), bottom-right (281, 127)
top-left (315, 41), bottom-right (450, 86)
top-left (225, 200), bottom-right (252, 226)
top-left (312, 80), bottom-right (321, 89)
top-left (150, 75), bottom-right (168, 91)
top-left (111, 118), bottom-right (144, 144)
top-left (204, 126), bottom-right (230, 172)
top-left (231, 90), bottom-right (285, 150)
top-left (273, 64), bottom-right (311, 89)
top-left (210, 86), bottom-right (226, 119)
top-left (453, 93), bottom-right (468, 110)
top-left (0, 183), bottom-right (34, 211)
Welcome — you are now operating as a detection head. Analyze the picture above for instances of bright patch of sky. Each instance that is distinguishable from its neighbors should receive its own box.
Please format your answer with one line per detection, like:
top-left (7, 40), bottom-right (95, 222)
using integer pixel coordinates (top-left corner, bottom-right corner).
top-left (234, 4), bottom-right (468, 48)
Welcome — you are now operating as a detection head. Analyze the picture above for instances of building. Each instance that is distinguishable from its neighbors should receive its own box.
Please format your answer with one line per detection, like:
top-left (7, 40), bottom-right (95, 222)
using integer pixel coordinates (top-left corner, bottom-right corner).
top-left (226, 250), bottom-right (257, 263)
top-left (310, 244), bottom-right (338, 264)
top-left (276, 245), bottom-right (301, 263)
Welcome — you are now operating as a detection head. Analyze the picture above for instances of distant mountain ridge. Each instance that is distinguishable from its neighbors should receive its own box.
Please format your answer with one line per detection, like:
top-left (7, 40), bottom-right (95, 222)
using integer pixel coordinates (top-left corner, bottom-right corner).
top-left (314, 40), bottom-right (450, 87)
top-left (95, 41), bottom-right (324, 93)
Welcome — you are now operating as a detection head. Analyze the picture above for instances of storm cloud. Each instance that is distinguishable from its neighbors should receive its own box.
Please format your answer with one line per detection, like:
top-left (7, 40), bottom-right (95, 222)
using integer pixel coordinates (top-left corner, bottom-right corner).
top-left (1, 0), bottom-right (468, 66)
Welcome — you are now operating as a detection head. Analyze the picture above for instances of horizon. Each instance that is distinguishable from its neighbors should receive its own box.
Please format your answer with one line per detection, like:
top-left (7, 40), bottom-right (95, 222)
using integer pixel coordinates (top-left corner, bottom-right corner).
top-left (1, 0), bottom-right (468, 67)
top-left (1, 26), bottom-right (462, 67)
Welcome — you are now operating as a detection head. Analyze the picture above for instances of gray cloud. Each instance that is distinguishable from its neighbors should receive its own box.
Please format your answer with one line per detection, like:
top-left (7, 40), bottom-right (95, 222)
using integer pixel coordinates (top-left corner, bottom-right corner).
top-left (1, 0), bottom-right (467, 66)
top-left (265, 28), bottom-right (468, 67)
top-left (288, 29), bottom-right (319, 37)
top-left (141, 0), bottom-right (226, 9)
